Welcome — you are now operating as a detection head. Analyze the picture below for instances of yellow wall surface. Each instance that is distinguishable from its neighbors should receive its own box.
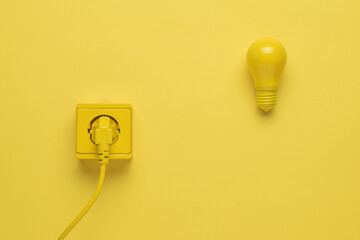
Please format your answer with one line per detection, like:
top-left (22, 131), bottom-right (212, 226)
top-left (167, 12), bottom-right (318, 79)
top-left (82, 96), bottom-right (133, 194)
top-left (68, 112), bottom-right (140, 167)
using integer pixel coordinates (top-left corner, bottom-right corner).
top-left (1, 0), bottom-right (360, 239)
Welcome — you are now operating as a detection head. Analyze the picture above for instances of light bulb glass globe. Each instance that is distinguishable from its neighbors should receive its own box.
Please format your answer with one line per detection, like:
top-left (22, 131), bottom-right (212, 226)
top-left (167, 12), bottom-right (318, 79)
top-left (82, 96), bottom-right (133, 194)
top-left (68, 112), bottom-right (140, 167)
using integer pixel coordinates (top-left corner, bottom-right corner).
top-left (247, 37), bottom-right (287, 112)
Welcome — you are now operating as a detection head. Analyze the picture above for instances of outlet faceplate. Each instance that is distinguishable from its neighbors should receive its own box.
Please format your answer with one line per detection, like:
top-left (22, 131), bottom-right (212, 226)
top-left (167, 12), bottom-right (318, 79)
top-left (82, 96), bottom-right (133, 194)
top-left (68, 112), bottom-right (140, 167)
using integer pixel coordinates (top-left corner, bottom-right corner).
top-left (76, 104), bottom-right (133, 160)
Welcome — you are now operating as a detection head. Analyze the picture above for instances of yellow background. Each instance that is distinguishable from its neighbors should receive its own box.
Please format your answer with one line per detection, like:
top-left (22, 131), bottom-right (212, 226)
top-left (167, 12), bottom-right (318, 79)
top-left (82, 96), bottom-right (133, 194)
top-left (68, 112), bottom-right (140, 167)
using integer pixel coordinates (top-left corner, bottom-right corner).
top-left (1, 0), bottom-right (360, 239)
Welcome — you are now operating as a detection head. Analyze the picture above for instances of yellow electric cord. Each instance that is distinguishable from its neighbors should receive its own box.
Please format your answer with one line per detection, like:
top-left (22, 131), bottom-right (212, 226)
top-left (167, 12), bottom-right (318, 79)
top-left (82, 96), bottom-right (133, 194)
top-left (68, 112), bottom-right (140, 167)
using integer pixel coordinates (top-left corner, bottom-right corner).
top-left (58, 163), bottom-right (107, 240)
top-left (58, 116), bottom-right (116, 239)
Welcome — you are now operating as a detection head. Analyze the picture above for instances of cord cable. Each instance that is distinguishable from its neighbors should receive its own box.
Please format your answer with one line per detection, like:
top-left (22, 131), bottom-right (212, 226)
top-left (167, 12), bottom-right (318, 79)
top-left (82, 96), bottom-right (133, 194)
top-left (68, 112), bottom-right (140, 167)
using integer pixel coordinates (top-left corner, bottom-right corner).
top-left (58, 163), bottom-right (107, 240)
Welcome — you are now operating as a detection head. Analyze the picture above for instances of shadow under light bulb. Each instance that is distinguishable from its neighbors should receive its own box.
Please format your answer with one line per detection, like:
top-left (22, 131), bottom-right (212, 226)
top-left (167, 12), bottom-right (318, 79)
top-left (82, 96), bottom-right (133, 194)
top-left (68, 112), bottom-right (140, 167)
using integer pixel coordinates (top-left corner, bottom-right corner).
top-left (247, 37), bottom-right (287, 112)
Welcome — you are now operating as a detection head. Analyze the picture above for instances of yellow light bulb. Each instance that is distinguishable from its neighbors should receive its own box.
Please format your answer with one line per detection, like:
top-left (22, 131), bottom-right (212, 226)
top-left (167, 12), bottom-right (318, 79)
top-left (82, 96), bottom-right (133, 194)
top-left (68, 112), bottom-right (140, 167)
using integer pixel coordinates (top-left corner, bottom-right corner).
top-left (247, 37), bottom-right (287, 112)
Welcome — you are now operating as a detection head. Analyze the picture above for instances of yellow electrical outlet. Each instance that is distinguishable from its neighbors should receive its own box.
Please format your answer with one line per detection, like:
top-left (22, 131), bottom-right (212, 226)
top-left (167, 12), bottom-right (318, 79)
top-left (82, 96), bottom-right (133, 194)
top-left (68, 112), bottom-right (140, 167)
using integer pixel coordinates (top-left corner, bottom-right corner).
top-left (76, 104), bottom-right (133, 160)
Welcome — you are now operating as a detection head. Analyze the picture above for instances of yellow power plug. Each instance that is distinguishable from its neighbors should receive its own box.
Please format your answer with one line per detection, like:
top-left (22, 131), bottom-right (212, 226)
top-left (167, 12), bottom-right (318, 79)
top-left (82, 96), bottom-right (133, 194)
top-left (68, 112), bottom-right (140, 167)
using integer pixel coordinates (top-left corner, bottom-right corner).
top-left (90, 116), bottom-right (119, 164)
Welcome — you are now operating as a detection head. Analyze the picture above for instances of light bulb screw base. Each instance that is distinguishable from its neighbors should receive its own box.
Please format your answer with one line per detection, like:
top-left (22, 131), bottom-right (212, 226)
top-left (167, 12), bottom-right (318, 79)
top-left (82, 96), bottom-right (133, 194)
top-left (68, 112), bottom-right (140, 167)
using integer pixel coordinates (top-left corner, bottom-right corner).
top-left (256, 90), bottom-right (277, 112)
